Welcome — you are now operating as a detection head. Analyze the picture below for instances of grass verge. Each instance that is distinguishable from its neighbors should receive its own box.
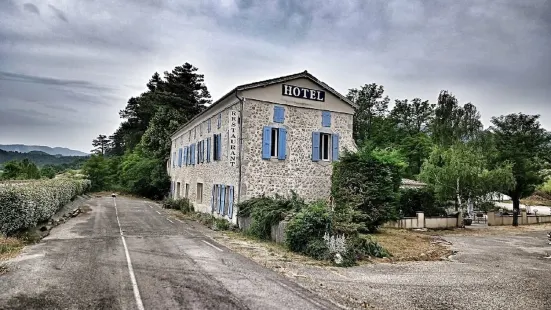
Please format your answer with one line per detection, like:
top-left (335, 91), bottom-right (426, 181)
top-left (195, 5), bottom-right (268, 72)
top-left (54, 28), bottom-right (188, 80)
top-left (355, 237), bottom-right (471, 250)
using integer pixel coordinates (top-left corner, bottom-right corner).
top-left (0, 237), bottom-right (25, 261)
top-left (369, 229), bottom-right (453, 262)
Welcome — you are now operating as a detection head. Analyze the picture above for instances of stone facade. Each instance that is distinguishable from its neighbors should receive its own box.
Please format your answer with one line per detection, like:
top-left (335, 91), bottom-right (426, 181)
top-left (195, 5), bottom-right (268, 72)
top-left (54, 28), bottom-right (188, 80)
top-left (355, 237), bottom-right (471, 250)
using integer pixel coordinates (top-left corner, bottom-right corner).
top-left (168, 72), bottom-right (356, 224)
top-left (169, 97), bottom-right (242, 222)
top-left (240, 99), bottom-right (355, 201)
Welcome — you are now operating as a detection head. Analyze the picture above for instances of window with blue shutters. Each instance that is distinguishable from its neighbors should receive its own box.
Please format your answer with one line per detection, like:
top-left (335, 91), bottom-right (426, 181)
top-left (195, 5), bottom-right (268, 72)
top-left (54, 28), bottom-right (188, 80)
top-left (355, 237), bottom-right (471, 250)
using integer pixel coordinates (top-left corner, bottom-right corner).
top-left (178, 148), bottom-right (183, 167)
top-left (312, 132), bottom-right (339, 162)
top-left (322, 111), bottom-right (331, 127)
top-left (220, 185), bottom-right (226, 215)
top-left (217, 113), bottom-right (221, 128)
top-left (207, 119), bottom-right (211, 133)
top-left (273, 106), bottom-right (285, 123)
top-left (262, 126), bottom-right (287, 160)
top-left (190, 143), bottom-right (196, 165)
top-left (217, 134), bottom-right (222, 160)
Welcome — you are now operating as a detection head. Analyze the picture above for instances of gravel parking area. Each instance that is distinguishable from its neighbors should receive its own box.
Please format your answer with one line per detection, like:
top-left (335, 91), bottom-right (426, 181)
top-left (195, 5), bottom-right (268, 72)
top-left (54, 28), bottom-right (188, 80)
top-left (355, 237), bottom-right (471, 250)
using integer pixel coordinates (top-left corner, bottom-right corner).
top-left (210, 225), bottom-right (551, 310)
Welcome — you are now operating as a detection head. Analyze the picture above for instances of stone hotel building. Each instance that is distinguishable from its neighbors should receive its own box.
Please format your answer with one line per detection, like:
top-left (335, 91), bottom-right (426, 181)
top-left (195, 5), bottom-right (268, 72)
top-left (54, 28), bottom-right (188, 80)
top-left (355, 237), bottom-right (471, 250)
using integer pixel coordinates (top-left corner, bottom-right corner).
top-left (168, 71), bottom-right (357, 224)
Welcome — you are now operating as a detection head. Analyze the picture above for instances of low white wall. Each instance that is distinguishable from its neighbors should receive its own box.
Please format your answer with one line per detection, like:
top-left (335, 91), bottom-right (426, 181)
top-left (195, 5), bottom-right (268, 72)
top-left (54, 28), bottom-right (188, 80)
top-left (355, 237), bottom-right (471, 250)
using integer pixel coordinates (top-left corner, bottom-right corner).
top-left (488, 211), bottom-right (551, 226)
top-left (384, 212), bottom-right (460, 230)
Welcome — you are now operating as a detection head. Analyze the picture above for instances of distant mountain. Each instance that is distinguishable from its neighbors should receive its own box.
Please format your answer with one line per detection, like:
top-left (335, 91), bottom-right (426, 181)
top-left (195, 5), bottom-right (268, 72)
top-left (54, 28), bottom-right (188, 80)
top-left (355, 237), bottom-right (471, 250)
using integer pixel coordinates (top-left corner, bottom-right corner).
top-left (0, 144), bottom-right (88, 157)
top-left (0, 149), bottom-right (87, 167)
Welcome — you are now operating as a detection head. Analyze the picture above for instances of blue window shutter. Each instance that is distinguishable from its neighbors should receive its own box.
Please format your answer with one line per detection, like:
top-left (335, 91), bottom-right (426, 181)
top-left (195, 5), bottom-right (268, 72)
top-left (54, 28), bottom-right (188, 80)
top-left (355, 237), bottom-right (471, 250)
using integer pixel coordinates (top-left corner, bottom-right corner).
top-left (228, 186), bottom-right (234, 219)
top-left (273, 106), bottom-right (284, 123)
top-left (206, 137), bottom-right (211, 162)
top-left (184, 147), bottom-right (188, 166)
top-left (172, 152), bottom-right (176, 167)
top-left (191, 144), bottom-right (196, 165)
top-left (322, 111), bottom-right (331, 127)
top-left (217, 134), bottom-right (222, 160)
top-left (332, 134), bottom-right (340, 161)
top-left (178, 148), bottom-right (182, 167)
top-left (217, 113), bottom-right (221, 128)
top-left (200, 141), bottom-right (204, 163)
top-left (211, 185), bottom-right (215, 212)
top-left (312, 132), bottom-right (320, 161)
top-left (220, 185), bottom-right (226, 215)
top-left (278, 128), bottom-right (287, 160)
top-left (262, 126), bottom-right (271, 159)
top-left (208, 119), bottom-right (211, 133)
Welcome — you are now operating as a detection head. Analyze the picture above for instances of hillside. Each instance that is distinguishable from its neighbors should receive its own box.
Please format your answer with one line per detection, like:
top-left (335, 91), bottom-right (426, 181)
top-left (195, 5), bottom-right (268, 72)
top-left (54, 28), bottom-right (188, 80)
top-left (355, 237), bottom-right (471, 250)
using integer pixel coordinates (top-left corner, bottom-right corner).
top-left (0, 149), bottom-right (88, 167)
top-left (0, 144), bottom-right (88, 157)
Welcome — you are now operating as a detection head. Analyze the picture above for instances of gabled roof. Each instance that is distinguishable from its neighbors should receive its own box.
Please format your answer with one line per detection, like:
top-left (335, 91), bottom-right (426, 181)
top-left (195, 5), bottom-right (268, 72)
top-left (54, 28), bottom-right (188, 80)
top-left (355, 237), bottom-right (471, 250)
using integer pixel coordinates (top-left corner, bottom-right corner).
top-left (171, 70), bottom-right (356, 138)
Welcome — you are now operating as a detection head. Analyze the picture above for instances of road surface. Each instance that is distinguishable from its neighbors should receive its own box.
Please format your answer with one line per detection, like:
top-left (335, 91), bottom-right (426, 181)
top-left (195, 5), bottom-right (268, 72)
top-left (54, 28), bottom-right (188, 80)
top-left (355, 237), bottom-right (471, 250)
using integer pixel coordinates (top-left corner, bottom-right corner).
top-left (0, 196), bottom-right (337, 310)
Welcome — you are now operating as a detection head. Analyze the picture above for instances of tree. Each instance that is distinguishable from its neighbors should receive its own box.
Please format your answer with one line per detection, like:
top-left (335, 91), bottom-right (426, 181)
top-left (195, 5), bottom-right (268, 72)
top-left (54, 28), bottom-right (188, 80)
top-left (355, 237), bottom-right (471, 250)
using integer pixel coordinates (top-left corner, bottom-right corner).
top-left (92, 134), bottom-right (111, 155)
top-left (347, 83), bottom-right (390, 147)
top-left (431, 91), bottom-right (483, 147)
top-left (490, 113), bottom-right (551, 226)
top-left (82, 154), bottom-right (111, 191)
top-left (419, 143), bottom-right (514, 214)
top-left (41, 165), bottom-right (56, 179)
top-left (0, 159), bottom-right (41, 180)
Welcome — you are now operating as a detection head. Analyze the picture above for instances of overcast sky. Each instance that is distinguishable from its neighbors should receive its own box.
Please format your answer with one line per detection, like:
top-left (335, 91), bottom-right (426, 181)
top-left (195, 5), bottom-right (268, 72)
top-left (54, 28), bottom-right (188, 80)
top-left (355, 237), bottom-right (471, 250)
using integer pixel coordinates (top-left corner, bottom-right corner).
top-left (1, 0), bottom-right (550, 152)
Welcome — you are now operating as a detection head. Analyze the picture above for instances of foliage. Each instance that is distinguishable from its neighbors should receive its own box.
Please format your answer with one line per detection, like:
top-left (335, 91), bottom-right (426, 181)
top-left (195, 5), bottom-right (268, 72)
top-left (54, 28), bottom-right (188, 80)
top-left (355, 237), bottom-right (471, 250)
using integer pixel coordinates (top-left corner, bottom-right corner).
top-left (398, 187), bottom-right (448, 217)
top-left (489, 113), bottom-right (551, 225)
top-left (92, 135), bottom-right (110, 155)
top-left (84, 63), bottom-right (210, 199)
top-left (345, 236), bottom-right (391, 262)
top-left (0, 159), bottom-right (41, 180)
top-left (237, 192), bottom-right (306, 240)
top-left (431, 91), bottom-right (483, 147)
top-left (82, 155), bottom-right (111, 191)
top-left (0, 179), bottom-right (91, 235)
top-left (212, 218), bottom-right (231, 231)
top-left (331, 147), bottom-right (405, 232)
top-left (285, 201), bottom-right (332, 255)
top-left (419, 143), bottom-right (515, 211)
top-left (347, 83), bottom-right (391, 147)
top-left (162, 197), bottom-right (194, 214)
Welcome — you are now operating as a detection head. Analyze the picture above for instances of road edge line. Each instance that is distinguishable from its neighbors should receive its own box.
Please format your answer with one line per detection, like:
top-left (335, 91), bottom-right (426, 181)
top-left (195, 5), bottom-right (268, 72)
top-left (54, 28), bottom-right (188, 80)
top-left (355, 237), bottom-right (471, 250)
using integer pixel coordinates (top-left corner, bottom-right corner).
top-left (202, 240), bottom-right (224, 252)
top-left (114, 198), bottom-right (145, 310)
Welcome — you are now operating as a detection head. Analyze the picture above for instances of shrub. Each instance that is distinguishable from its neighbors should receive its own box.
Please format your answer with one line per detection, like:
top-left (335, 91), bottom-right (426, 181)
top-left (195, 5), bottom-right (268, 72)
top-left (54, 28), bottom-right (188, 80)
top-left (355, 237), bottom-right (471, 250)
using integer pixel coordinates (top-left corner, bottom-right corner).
top-left (399, 188), bottom-right (447, 217)
top-left (237, 192), bottom-right (306, 239)
top-left (163, 197), bottom-right (194, 213)
top-left (285, 201), bottom-right (331, 255)
top-left (212, 218), bottom-right (231, 231)
top-left (331, 147), bottom-right (405, 232)
top-left (0, 179), bottom-right (91, 236)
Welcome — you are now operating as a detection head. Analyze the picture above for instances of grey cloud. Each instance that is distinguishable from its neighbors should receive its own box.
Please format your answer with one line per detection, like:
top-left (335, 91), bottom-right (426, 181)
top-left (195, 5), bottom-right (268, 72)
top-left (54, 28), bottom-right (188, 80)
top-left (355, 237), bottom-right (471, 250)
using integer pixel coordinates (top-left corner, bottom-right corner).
top-left (0, 0), bottom-right (550, 151)
top-left (23, 3), bottom-right (39, 15)
top-left (48, 4), bottom-right (68, 22)
top-left (0, 71), bottom-right (112, 91)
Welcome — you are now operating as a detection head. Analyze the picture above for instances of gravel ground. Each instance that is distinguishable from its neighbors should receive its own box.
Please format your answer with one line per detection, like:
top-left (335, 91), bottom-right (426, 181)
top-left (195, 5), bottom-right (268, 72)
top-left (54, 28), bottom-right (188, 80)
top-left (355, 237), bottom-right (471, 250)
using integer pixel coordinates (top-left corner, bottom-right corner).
top-left (207, 225), bottom-right (551, 310)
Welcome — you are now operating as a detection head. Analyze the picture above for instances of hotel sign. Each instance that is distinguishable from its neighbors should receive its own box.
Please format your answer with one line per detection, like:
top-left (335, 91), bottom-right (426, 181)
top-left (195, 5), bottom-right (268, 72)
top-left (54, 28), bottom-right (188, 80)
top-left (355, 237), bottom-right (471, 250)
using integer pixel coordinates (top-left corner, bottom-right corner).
top-left (282, 84), bottom-right (325, 102)
top-left (228, 110), bottom-right (239, 167)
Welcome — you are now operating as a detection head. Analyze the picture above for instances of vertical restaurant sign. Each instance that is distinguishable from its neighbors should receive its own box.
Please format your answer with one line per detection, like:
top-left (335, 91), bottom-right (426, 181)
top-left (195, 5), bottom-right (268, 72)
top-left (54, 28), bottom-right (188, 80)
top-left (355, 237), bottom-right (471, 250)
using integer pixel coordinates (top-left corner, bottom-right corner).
top-left (282, 84), bottom-right (325, 102)
top-left (228, 110), bottom-right (239, 167)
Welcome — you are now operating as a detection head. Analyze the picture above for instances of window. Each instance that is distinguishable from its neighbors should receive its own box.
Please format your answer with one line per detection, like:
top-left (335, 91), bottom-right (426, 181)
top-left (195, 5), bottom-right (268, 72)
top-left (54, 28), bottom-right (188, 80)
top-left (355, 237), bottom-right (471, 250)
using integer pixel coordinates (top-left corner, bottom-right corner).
top-left (176, 182), bottom-right (181, 198)
top-left (312, 132), bottom-right (339, 162)
top-left (262, 126), bottom-right (287, 160)
top-left (270, 128), bottom-right (279, 157)
top-left (273, 106), bottom-right (285, 123)
top-left (213, 134), bottom-right (221, 161)
top-left (320, 133), bottom-right (331, 161)
top-left (185, 183), bottom-right (189, 198)
top-left (207, 119), bottom-right (211, 133)
top-left (217, 113), bottom-right (221, 128)
top-left (196, 183), bottom-right (203, 203)
top-left (223, 187), bottom-right (230, 215)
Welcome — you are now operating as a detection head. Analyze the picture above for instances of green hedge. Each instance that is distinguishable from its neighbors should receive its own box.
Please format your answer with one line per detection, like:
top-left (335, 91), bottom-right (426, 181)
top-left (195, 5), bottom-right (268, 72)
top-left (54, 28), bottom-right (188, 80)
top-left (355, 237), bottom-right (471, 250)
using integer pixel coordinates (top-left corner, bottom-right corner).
top-left (0, 179), bottom-right (91, 235)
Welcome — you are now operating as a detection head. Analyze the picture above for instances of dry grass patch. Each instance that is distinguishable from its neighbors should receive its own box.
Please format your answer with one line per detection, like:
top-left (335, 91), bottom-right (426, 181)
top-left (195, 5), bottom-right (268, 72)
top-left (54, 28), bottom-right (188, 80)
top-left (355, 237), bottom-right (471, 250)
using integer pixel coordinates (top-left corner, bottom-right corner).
top-left (0, 237), bottom-right (24, 261)
top-left (370, 229), bottom-right (453, 262)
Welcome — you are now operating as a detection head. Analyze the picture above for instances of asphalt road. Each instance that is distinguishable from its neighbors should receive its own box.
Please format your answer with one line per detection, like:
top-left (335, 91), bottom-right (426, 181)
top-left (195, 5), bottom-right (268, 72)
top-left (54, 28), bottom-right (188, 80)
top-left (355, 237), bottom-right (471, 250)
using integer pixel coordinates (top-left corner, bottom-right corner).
top-left (0, 196), bottom-right (337, 310)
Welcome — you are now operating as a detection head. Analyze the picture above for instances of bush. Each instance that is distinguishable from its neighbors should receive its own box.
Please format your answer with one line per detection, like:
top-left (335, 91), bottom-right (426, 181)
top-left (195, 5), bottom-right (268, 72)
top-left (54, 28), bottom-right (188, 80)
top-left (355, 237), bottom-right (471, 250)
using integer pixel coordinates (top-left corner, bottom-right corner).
top-left (237, 192), bottom-right (306, 240)
top-left (331, 147), bottom-right (405, 232)
top-left (399, 188), bottom-right (447, 217)
top-left (285, 201), bottom-right (331, 255)
top-left (212, 218), bottom-right (231, 231)
top-left (163, 197), bottom-right (194, 213)
top-left (0, 179), bottom-right (91, 235)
